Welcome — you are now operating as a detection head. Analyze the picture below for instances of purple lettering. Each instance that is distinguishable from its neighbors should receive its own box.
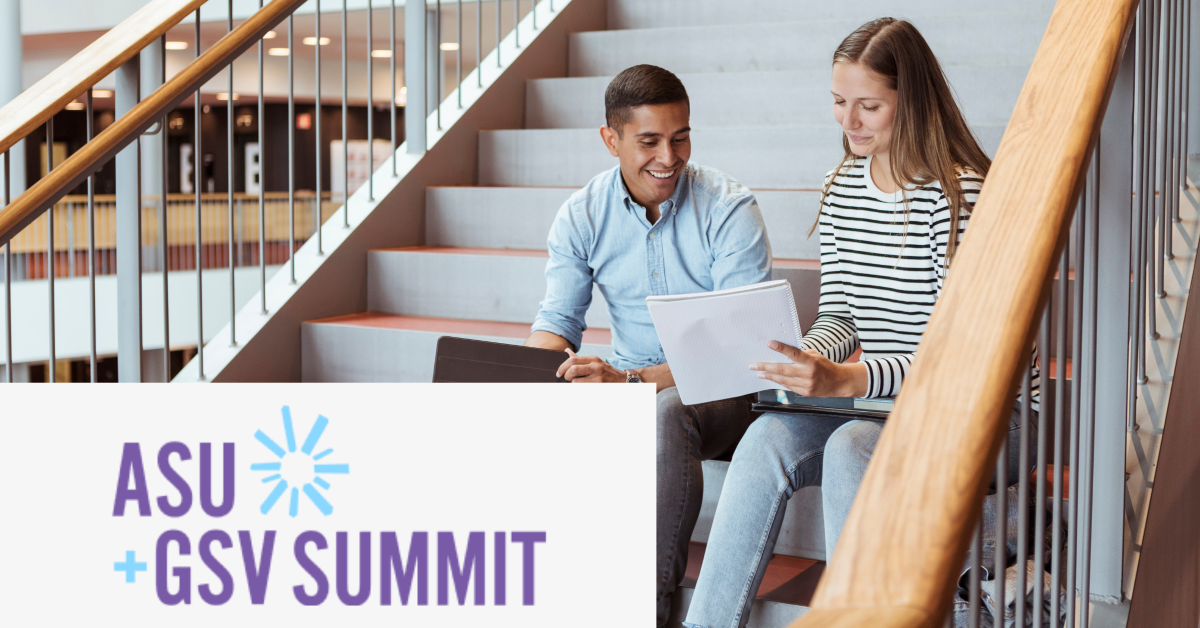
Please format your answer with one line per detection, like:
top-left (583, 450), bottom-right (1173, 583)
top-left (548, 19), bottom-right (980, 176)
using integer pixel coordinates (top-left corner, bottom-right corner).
top-left (380, 532), bottom-right (428, 606)
top-left (494, 532), bottom-right (507, 606)
top-left (156, 530), bottom-right (192, 605)
top-left (198, 530), bottom-right (233, 605)
top-left (336, 531), bottom-right (371, 606)
top-left (293, 531), bottom-right (328, 606)
top-left (437, 531), bottom-right (485, 606)
top-left (512, 532), bottom-right (546, 606)
top-left (238, 531), bottom-right (276, 605)
top-left (156, 442), bottom-right (192, 517)
top-left (113, 443), bottom-right (151, 517)
top-left (200, 443), bottom-right (235, 517)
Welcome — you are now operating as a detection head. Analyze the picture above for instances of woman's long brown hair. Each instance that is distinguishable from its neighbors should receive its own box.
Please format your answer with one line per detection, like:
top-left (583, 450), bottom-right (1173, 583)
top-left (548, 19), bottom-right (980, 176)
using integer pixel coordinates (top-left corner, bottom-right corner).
top-left (815, 18), bottom-right (991, 265)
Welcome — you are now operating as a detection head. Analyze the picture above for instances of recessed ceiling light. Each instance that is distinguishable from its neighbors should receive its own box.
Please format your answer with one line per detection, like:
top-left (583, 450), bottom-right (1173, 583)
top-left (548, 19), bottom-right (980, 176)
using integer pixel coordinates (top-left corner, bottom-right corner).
top-left (93, 89), bottom-right (114, 98)
top-left (303, 36), bottom-right (331, 46)
top-left (371, 49), bottom-right (392, 58)
top-left (165, 41), bottom-right (188, 50)
top-left (65, 102), bottom-right (85, 111)
top-left (439, 42), bottom-right (459, 51)
top-left (400, 86), bottom-right (407, 94)
top-left (263, 30), bottom-right (277, 39)
top-left (216, 93), bottom-right (239, 101)
top-left (268, 48), bottom-right (289, 56)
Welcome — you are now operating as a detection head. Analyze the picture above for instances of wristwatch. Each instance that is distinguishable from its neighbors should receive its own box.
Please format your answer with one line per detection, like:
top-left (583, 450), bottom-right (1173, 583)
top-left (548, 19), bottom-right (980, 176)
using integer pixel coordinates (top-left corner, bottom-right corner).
top-left (625, 370), bottom-right (642, 384)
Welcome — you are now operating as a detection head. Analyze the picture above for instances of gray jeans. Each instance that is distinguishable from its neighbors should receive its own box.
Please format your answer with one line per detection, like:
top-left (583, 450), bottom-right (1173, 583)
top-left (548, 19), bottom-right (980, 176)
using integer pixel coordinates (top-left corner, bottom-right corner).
top-left (657, 387), bottom-right (760, 627)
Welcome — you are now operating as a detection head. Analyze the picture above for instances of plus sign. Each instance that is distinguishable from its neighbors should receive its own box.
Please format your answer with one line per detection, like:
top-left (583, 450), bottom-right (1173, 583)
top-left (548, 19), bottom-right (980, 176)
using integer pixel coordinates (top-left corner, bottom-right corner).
top-left (114, 550), bottom-right (148, 583)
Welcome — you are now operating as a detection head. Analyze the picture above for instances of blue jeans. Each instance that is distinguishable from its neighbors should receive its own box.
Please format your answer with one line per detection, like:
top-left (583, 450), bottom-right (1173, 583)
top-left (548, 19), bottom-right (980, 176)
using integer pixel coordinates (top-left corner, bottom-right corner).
top-left (683, 411), bottom-right (855, 628)
top-left (684, 406), bottom-right (1033, 628)
top-left (822, 406), bottom-right (1034, 556)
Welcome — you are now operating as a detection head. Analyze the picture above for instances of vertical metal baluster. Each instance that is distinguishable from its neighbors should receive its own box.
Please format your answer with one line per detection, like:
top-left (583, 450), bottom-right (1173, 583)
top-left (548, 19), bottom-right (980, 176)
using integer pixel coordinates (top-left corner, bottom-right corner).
top-left (316, 0), bottom-right (324, 255)
top-left (1077, 147), bottom-right (1101, 628)
top-left (1065, 191), bottom-right (1086, 628)
top-left (496, 0), bottom-right (501, 67)
top-left (1032, 300), bottom-right (1050, 627)
top-left (994, 437), bottom-right (1007, 627)
top-left (513, 0), bottom-right (519, 47)
top-left (1164, 0), bottom-right (1177, 262)
top-left (1179, 0), bottom-right (1191, 223)
top-left (162, 35), bottom-right (170, 381)
top-left (86, 91), bottom-right (96, 381)
top-left (1152, 0), bottom-right (1161, 302)
top-left (367, 0), bottom-right (374, 202)
top-left (437, 0), bottom-right (442, 130)
top-left (67, 202), bottom-right (74, 278)
top-left (227, 0), bottom-right (236, 347)
top-left (1015, 365), bottom-right (1031, 628)
top-left (46, 118), bottom-right (55, 382)
top-left (477, 0), bottom-right (482, 87)
top-left (258, 0), bottom-right (267, 315)
top-left (1050, 204), bottom-right (1069, 626)
top-left (342, 0), bottom-right (349, 228)
top-left (195, 9), bottom-right (204, 379)
top-left (532, 0), bottom-right (537, 29)
top-left (288, 15), bottom-right (296, 283)
top-left (1171, 0), bottom-right (1183, 227)
top-left (456, 0), bottom-right (462, 108)
top-left (969, 519), bottom-right (982, 628)
top-left (391, 0), bottom-right (397, 177)
top-left (1136, 0), bottom-right (1150, 386)
top-left (3, 151), bottom-right (10, 382)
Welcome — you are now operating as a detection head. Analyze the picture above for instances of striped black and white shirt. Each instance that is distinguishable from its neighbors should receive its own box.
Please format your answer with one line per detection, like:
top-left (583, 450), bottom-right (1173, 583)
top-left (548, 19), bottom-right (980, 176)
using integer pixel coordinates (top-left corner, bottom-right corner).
top-left (800, 155), bottom-right (1039, 402)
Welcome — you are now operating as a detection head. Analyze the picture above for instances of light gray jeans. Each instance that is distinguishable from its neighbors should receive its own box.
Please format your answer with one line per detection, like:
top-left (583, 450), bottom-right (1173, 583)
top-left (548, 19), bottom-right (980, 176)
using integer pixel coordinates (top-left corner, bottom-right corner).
top-left (684, 406), bottom-right (1033, 628)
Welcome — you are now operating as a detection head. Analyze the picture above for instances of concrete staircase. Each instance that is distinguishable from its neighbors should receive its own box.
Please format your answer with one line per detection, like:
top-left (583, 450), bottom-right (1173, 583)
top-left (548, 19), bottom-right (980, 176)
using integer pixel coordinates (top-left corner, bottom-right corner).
top-left (301, 0), bottom-right (1055, 624)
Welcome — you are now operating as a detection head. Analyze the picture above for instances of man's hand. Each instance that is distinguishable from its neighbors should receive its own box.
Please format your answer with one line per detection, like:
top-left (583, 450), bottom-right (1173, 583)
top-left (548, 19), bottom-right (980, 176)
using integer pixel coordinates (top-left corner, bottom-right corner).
top-left (556, 349), bottom-right (627, 383)
top-left (750, 340), bottom-right (868, 398)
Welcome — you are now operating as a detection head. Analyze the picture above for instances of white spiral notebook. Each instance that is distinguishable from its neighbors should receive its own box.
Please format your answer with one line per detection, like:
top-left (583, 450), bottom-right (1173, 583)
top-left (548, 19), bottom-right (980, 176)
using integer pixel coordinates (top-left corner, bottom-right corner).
top-left (646, 279), bottom-right (804, 405)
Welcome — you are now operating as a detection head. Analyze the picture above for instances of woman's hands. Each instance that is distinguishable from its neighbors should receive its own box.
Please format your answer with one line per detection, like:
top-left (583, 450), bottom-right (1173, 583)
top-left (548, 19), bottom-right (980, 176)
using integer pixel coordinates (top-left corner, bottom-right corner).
top-left (750, 340), bottom-right (869, 398)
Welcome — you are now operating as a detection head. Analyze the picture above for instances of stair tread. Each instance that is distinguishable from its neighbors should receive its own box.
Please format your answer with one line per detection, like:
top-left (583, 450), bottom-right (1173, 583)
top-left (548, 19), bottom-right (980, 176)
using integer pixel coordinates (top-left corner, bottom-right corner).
top-left (682, 541), bottom-right (824, 607)
top-left (372, 245), bottom-right (820, 269)
top-left (305, 312), bottom-right (614, 345)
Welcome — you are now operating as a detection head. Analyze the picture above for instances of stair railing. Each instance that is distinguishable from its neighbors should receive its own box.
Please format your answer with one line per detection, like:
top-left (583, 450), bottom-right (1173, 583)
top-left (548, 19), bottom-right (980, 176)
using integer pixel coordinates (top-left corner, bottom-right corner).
top-left (0, 0), bottom-right (547, 383)
top-left (793, 0), bottom-right (1195, 626)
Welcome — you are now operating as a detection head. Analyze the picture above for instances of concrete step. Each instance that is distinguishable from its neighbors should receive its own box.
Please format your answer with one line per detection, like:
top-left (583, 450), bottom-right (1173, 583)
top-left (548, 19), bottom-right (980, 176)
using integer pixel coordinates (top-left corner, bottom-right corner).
top-left (300, 312), bottom-right (613, 382)
top-left (607, 0), bottom-right (1056, 30)
top-left (526, 67), bottom-right (1028, 130)
top-left (569, 12), bottom-right (1052, 77)
top-left (367, 247), bottom-right (822, 331)
top-left (426, 186), bottom-right (822, 260)
top-left (366, 246), bottom-right (612, 328)
top-left (478, 126), bottom-right (1005, 189)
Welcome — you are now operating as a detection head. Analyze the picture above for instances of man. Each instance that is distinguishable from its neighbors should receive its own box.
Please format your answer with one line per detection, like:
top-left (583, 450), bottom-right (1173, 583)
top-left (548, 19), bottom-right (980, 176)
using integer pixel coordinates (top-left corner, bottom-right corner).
top-left (523, 64), bottom-right (772, 625)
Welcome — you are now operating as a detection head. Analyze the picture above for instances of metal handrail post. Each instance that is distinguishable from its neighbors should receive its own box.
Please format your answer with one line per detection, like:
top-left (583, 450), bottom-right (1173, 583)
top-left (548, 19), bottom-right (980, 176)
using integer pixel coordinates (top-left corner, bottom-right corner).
top-left (116, 55), bottom-right (143, 382)
top-left (405, 0), bottom-right (428, 154)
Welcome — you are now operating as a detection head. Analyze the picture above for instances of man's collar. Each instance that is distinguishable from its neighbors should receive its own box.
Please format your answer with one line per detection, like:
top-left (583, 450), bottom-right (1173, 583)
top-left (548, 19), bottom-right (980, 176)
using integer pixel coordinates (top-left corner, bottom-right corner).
top-left (613, 164), bottom-right (689, 214)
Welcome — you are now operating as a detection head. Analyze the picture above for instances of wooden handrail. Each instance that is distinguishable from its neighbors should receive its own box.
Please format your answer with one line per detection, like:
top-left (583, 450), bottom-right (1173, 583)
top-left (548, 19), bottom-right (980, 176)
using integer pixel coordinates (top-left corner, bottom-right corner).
top-left (0, 0), bottom-right (309, 246)
top-left (792, 0), bottom-right (1139, 626)
top-left (0, 0), bottom-right (206, 156)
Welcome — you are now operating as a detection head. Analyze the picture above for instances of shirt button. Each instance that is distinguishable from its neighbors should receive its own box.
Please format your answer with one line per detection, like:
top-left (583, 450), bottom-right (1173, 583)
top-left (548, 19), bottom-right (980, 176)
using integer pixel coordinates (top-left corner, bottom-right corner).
top-left (653, 272), bottom-right (660, 279)
top-left (649, 233), bottom-right (656, 240)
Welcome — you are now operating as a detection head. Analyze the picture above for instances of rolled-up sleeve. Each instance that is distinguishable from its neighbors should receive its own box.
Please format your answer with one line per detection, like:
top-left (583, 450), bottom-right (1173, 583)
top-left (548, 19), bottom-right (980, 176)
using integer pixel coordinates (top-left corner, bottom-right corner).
top-left (708, 194), bottom-right (772, 290)
top-left (531, 200), bottom-right (593, 350)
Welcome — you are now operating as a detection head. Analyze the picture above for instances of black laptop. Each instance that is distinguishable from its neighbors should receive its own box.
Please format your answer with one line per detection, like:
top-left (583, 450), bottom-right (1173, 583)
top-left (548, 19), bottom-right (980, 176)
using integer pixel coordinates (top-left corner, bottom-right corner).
top-left (752, 390), bottom-right (892, 420)
top-left (431, 336), bottom-right (569, 383)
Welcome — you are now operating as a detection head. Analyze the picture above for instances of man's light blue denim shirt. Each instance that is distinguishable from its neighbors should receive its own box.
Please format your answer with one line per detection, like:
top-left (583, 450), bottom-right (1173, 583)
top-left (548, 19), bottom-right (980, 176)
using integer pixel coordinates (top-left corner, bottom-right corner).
top-left (531, 163), bottom-right (773, 371)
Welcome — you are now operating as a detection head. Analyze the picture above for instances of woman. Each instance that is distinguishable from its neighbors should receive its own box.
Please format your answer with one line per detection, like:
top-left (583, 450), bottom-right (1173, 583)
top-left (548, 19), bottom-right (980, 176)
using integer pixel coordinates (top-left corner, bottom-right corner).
top-left (682, 18), bottom-right (1036, 628)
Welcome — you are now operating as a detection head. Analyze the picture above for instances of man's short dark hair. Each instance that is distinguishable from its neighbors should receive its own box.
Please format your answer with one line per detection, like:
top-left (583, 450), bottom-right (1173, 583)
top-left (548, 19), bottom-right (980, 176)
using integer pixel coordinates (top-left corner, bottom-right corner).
top-left (604, 65), bottom-right (689, 135)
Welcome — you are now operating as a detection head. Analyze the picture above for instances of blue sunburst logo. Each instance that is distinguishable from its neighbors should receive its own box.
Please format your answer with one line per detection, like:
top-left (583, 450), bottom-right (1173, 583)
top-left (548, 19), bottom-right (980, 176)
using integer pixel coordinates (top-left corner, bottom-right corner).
top-left (251, 406), bottom-right (350, 517)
